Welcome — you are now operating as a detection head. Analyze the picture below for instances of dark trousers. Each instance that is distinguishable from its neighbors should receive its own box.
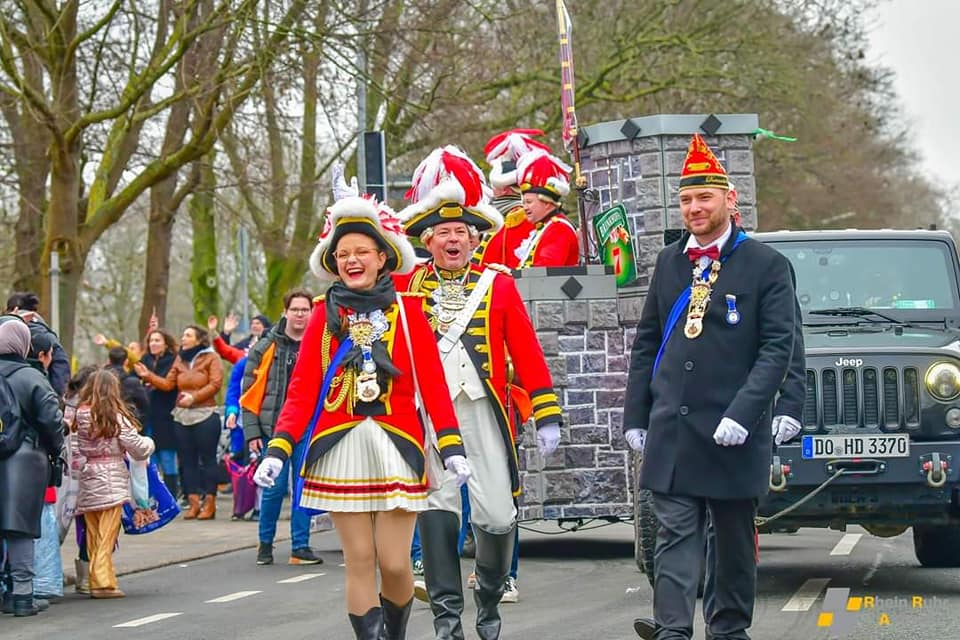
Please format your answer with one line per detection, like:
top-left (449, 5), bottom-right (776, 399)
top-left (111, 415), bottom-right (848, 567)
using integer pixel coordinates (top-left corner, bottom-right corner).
top-left (174, 414), bottom-right (221, 496)
top-left (651, 493), bottom-right (756, 640)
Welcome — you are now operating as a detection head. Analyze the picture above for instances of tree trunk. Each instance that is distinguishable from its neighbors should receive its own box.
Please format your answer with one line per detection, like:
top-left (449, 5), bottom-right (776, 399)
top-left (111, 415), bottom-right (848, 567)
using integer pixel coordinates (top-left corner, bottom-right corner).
top-left (263, 252), bottom-right (309, 319)
top-left (43, 142), bottom-right (82, 353)
top-left (140, 186), bottom-right (178, 333)
top-left (189, 157), bottom-right (219, 324)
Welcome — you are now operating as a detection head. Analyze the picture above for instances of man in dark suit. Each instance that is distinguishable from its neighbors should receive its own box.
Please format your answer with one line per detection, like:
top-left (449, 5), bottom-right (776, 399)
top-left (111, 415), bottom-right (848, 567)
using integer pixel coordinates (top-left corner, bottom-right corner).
top-left (623, 134), bottom-right (796, 640)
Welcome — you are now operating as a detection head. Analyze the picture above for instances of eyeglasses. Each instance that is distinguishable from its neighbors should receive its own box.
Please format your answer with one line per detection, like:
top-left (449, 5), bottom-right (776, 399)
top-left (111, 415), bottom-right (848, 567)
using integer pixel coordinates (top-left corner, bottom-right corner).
top-left (334, 247), bottom-right (379, 262)
top-left (287, 308), bottom-right (311, 315)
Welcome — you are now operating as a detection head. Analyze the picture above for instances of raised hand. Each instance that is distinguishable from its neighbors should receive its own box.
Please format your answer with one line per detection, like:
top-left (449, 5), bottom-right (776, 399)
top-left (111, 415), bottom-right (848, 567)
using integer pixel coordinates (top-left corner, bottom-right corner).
top-left (223, 312), bottom-right (239, 335)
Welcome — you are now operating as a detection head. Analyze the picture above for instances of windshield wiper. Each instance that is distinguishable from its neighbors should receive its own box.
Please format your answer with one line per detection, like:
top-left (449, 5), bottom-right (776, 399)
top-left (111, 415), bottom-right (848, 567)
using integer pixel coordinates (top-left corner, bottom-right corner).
top-left (808, 307), bottom-right (906, 325)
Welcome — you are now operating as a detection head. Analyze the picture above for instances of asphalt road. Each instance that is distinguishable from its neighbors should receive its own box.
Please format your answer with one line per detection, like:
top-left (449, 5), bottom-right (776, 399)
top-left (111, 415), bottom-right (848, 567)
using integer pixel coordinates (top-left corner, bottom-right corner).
top-left (5, 523), bottom-right (960, 639)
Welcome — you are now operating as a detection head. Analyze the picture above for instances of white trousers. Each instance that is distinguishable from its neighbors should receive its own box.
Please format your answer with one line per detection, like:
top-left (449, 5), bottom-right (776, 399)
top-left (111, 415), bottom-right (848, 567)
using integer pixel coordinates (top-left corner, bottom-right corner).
top-left (427, 393), bottom-right (516, 534)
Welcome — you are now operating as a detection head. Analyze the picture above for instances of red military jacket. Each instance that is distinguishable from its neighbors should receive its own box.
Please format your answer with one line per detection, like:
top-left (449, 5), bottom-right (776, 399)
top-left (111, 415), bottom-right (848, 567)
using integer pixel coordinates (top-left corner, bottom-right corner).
top-left (266, 294), bottom-right (463, 481)
top-left (396, 262), bottom-right (562, 494)
top-left (521, 212), bottom-right (580, 267)
top-left (475, 205), bottom-right (535, 270)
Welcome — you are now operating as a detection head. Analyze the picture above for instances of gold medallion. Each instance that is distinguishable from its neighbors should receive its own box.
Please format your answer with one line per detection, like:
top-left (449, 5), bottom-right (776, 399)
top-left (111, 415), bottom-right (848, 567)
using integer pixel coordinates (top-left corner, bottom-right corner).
top-left (684, 260), bottom-right (721, 340)
top-left (355, 372), bottom-right (381, 403)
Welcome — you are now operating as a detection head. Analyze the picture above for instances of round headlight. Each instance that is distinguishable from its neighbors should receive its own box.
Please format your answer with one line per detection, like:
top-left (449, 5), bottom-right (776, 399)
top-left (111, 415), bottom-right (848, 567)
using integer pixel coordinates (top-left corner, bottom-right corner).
top-left (925, 362), bottom-right (960, 402)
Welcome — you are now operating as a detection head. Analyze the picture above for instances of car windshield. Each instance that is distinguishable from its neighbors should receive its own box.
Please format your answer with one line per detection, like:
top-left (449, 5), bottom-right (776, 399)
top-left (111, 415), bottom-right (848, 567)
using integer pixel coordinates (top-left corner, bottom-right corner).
top-left (767, 239), bottom-right (959, 316)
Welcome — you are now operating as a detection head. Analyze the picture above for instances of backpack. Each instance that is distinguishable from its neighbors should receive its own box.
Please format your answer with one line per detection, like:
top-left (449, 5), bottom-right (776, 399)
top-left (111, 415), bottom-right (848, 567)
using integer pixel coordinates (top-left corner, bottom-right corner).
top-left (0, 362), bottom-right (28, 458)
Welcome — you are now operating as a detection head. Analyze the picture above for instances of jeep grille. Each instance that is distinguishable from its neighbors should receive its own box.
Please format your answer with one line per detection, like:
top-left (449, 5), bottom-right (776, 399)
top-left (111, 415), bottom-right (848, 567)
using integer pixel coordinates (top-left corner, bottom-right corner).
top-left (803, 366), bottom-right (921, 431)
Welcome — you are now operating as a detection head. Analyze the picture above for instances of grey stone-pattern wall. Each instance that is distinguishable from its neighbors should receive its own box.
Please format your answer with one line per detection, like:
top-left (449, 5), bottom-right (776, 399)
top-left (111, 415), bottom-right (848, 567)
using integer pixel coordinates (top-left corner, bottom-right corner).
top-left (517, 291), bottom-right (635, 521)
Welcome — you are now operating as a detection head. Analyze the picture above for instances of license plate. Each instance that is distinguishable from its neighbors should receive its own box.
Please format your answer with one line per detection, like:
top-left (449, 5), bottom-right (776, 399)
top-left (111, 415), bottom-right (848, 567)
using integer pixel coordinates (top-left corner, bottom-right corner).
top-left (801, 434), bottom-right (910, 459)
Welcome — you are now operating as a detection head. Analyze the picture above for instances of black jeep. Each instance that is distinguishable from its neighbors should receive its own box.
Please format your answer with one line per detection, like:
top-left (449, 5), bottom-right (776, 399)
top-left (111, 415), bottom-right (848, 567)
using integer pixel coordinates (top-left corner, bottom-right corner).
top-left (758, 229), bottom-right (960, 566)
top-left (635, 229), bottom-right (960, 581)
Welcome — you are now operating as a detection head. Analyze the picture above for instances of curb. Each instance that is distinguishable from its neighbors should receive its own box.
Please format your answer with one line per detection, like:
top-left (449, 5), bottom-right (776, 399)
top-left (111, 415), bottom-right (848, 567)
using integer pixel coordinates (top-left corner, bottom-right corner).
top-left (63, 518), bottom-right (335, 585)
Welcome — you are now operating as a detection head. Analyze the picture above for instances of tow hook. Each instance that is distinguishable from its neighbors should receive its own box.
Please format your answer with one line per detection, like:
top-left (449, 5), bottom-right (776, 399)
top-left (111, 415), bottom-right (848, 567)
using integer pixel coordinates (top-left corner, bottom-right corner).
top-left (921, 452), bottom-right (949, 488)
top-left (770, 455), bottom-right (790, 492)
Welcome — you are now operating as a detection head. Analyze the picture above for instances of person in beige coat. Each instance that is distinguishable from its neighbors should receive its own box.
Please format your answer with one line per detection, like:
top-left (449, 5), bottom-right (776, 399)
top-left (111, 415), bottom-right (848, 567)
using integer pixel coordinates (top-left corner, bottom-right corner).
top-left (72, 369), bottom-right (155, 598)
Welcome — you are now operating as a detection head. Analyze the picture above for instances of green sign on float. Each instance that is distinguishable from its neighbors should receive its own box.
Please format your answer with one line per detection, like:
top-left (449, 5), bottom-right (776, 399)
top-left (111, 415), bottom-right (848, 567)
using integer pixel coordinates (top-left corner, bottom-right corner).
top-left (593, 203), bottom-right (637, 287)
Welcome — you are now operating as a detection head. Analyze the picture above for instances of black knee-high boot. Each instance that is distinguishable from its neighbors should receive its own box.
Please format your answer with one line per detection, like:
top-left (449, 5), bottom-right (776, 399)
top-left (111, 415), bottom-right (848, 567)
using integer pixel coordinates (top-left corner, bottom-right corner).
top-left (348, 606), bottom-right (383, 640)
top-left (380, 594), bottom-right (412, 640)
top-left (418, 509), bottom-right (465, 640)
top-left (472, 524), bottom-right (516, 640)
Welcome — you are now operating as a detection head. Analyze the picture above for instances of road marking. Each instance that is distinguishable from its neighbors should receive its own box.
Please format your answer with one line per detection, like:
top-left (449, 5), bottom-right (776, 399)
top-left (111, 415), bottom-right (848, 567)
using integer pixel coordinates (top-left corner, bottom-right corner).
top-left (205, 590), bottom-right (262, 603)
top-left (863, 551), bottom-right (884, 585)
top-left (782, 578), bottom-right (830, 611)
top-left (830, 533), bottom-right (863, 556)
top-left (114, 613), bottom-right (183, 627)
top-left (277, 573), bottom-right (326, 584)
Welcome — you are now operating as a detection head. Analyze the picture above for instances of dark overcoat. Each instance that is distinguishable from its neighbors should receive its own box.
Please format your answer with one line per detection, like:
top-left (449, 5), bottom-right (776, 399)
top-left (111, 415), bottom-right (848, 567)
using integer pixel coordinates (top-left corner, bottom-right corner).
top-left (624, 228), bottom-right (796, 499)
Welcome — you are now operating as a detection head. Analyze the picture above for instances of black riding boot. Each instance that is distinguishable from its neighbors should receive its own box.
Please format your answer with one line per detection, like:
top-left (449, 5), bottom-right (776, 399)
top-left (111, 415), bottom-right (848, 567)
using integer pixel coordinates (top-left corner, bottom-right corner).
top-left (380, 594), bottom-right (412, 640)
top-left (418, 509), bottom-right (465, 640)
top-left (348, 606), bottom-right (383, 640)
top-left (472, 524), bottom-right (516, 640)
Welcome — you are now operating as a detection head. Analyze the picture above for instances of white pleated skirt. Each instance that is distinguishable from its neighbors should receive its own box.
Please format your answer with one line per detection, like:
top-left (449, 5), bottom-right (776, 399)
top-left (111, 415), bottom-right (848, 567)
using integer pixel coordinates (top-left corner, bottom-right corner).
top-left (299, 417), bottom-right (428, 513)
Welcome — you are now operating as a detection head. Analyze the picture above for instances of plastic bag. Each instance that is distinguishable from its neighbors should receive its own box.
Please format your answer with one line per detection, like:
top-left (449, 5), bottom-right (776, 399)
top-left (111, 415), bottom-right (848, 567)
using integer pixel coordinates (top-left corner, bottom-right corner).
top-left (225, 456), bottom-right (259, 517)
top-left (129, 456), bottom-right (150, 508)
top-left (33, 504), bottom-right (64, 598)
top-left (54, 432), bottom-right (79, 543)
top-left (121, 462), bottom-right (180, 535)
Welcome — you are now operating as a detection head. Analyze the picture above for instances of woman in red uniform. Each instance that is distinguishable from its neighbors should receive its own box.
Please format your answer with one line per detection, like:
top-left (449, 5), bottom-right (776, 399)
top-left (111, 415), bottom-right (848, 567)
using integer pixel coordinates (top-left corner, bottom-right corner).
top-left (254, 194), bottom-right (470, 640)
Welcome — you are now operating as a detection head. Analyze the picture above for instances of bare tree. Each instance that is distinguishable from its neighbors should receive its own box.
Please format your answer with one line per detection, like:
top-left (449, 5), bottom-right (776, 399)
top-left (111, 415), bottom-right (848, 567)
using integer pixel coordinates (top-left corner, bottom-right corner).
top-left (0, 0), bottom-right (307, 350)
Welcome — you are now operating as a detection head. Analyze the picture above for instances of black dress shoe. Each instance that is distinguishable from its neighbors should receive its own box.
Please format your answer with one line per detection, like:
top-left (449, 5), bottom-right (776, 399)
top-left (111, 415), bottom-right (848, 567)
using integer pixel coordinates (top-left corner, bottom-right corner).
top-left (633, 617), bottom-right (656, 639)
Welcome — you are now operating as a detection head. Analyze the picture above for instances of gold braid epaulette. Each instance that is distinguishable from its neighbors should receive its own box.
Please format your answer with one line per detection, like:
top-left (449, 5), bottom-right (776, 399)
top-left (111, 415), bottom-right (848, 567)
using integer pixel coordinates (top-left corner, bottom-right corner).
top-left (321, 325), bottom-right (352, 412)
top-left (313, 294), bottom-right (326, 303)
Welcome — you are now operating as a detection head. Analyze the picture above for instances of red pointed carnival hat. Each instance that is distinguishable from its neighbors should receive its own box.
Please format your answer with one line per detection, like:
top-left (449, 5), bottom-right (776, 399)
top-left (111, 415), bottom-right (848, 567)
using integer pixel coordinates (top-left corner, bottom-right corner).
top-left (679, 133), bottom-right (729, 191)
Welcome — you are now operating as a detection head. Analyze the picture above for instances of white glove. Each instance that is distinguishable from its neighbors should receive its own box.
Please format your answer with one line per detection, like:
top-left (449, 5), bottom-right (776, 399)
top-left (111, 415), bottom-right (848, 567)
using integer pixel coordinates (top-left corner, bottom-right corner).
top-left (253, 456), bottom-right (284, 488)
top-left (772, 415), bottom-right (802, 446)
top-left (444, 455), bottom-right (472, 487)
top-left (536, 424), bottom-right (561, 456)
top-left (624, 428), bottom-right (647, 454)
top-left (332, 163), bottom-right (360, 201)
top-left (713, 417), bottom-right (749, 447)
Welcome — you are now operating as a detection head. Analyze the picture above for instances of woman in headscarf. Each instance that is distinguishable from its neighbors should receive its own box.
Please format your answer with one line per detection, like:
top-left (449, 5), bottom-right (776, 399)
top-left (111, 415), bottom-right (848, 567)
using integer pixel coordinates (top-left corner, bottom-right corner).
top-left (0, 315), bottom-right (64, 616)
top-left (253, 190), bottom-right (470, 640)
top-left (133, 325), bottom-right (223, 520)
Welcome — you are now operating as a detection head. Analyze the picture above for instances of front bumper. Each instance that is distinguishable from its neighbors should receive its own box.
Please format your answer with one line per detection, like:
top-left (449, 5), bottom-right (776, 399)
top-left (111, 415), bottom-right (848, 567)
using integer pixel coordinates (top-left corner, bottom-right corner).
top-left (758, 441), bottom-right (960, 528)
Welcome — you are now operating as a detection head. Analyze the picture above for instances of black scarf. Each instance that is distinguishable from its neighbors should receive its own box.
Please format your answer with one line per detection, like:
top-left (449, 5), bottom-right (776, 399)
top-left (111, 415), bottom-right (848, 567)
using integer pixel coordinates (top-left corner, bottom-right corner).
top-left (325, 275), bottom-right (401, 377)
top-left (179, 344), bottom-right (204, 363)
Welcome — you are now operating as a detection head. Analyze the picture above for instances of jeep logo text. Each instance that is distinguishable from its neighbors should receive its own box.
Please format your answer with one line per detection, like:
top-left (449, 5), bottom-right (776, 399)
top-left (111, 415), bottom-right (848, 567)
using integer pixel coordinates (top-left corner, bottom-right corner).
top-left (835, 357), bottom-right (864, 367)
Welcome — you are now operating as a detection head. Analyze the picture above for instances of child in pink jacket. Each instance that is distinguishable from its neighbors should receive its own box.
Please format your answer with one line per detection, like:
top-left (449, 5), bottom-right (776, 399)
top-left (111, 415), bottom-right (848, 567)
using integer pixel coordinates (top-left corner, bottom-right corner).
top-left (72, 368), bottom-right (154, 598)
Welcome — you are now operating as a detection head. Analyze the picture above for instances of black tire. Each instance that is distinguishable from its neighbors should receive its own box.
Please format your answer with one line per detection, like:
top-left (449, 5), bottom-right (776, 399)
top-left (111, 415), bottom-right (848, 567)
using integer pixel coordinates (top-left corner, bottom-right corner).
top-left (913, 525), bottom-right (960, 567)
top-left (636, 491), bottom-right (657, 578)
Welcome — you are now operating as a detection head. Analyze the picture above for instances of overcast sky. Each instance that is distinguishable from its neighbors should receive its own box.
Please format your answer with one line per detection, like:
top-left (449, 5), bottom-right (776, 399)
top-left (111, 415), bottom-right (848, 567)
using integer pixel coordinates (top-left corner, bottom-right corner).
top-left (868, 0), bottom-right (957, 188)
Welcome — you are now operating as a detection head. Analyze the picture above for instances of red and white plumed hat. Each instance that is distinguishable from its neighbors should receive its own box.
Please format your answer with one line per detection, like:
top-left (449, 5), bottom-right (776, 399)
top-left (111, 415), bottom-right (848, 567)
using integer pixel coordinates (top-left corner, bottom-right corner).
top-left (309, 194), bottom-right (417, 281)
top-left (484, 129), bottom-right (552, 189)
top-left (398, 145), bottom-right (503, 237)
top-left (516, 149), bottom-right (572, 204)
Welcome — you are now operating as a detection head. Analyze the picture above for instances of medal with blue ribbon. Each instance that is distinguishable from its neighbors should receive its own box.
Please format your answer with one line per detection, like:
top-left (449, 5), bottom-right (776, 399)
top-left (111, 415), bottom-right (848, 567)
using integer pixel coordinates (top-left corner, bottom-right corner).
top-left (725, 294), bottom-right (741, 325)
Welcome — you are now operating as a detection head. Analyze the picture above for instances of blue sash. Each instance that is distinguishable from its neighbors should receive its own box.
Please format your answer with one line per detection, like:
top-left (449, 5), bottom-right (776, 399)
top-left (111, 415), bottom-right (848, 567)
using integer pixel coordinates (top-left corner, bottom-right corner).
top-left (653, 231), bottom-right (748, 375)
top-left (292, 337), bottom-right (354, 516)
